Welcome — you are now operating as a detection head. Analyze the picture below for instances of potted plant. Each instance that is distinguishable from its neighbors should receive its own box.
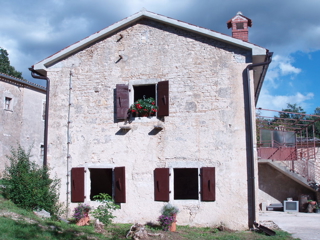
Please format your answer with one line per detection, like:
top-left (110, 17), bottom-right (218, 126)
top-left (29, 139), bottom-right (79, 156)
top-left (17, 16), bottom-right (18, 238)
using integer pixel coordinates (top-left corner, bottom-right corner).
top-left (158, 204), bottom-right (179, 231)
top-left (128, 97), bottom-right (157, 117)
top-left (73, 203), bottom-right (91, 226)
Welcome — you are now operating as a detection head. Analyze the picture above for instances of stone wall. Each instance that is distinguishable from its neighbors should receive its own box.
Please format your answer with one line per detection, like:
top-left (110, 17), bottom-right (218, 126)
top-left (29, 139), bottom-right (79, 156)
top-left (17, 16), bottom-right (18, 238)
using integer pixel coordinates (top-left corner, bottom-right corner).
top-left (46, 19), bottom-right (255, 230)
top-left (0, 79), bottom-right (45, 176)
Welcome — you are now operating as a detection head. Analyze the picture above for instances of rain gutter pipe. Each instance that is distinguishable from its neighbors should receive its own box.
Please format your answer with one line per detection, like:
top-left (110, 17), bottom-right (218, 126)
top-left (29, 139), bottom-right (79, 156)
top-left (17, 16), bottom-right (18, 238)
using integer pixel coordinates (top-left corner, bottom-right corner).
top-left (243, 51), bottom-right (273, 229)
top-left (29, 67), bottom-right (50, 167)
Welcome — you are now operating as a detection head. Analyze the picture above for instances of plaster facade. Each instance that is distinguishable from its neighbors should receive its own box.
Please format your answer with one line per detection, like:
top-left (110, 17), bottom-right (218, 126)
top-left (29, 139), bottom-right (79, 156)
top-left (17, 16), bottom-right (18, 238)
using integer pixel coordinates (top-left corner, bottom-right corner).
top-left (32, 11), bottom-right (270, 230)
top-left (0, 73), bottom-right (46, 176)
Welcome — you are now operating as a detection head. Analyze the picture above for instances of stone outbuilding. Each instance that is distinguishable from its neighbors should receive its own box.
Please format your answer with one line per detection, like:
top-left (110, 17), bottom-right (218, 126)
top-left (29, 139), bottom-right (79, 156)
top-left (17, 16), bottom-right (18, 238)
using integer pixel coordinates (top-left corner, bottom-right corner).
top-left (0, 73), bottom-right (46, 175)
top-left (30, 10), bottom-right (272, 230)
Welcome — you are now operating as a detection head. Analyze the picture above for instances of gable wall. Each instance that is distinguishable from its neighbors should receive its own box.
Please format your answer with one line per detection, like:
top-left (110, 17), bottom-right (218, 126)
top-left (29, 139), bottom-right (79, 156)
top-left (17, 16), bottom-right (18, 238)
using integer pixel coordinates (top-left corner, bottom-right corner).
top-left (46, 19), bottom-right (255, 229)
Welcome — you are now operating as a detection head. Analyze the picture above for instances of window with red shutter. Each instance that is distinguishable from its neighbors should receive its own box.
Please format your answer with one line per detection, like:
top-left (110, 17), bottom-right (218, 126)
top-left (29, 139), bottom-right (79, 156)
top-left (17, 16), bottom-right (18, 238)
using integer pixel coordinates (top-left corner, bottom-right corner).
top-left (201, 167), bottom-right (216, 201)
top-left (116, 84), bottom-right (129, 120)
top-left (157, 81), bottom-right (169, 117)
top-left (154, 168), bottom-right (170, 201)
top-left (71, 167), bottom-right (85, 202)
top-left (114, 167), bottom-right (126, 203)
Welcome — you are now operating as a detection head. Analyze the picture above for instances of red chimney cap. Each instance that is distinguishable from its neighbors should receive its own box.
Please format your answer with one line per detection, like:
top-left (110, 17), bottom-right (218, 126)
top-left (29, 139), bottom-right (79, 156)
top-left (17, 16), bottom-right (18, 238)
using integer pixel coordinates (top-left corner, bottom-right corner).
top-left (227, 12), bottom-right (252, 29)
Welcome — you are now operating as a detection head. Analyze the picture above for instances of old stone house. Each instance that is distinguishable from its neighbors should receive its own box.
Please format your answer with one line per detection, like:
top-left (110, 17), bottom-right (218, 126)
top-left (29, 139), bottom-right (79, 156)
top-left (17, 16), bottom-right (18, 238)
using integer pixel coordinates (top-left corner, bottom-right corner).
top-left (30, 10), bottom-right (272, 230)
top-left (0, 73), bottom-right (46, 175)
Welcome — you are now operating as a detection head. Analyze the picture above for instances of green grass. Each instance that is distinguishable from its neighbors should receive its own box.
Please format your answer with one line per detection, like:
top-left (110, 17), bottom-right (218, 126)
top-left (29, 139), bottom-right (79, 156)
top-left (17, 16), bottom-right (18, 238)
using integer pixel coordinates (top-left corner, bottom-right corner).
top-left (0, 192), bottom-right (299, 240)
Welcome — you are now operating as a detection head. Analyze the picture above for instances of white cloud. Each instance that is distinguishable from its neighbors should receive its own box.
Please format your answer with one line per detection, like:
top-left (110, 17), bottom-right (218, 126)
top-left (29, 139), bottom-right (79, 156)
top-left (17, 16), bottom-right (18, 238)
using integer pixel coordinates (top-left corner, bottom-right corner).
top-left (257, 89), bottom-right (314, 116)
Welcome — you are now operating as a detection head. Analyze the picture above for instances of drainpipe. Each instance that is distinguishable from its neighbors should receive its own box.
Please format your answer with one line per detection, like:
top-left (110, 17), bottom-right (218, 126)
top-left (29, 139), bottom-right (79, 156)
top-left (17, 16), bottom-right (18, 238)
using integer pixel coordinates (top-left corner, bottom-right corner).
top-left (29, 67), bottom-right (50, 167)
top-left (243, 52), bottom-right (273, 229)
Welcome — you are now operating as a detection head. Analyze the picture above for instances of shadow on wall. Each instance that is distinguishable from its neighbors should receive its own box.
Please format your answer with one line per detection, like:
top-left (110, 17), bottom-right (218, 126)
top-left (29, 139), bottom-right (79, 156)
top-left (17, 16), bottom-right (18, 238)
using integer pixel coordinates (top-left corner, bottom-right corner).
top-left (258, 164), bottom-right (316, 203)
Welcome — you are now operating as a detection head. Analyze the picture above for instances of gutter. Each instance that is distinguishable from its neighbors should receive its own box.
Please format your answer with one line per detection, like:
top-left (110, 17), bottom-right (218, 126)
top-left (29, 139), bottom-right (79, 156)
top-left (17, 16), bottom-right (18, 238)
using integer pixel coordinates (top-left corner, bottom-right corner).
top-left (243, 52), bottom-right (273, 229)
top-left (29, 67), bottom-right (50, 167)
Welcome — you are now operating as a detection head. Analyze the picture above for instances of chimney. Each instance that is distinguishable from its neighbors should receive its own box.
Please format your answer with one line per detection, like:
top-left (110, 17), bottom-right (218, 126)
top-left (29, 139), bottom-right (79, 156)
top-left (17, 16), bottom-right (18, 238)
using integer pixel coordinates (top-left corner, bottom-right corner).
top-left (227, 11), bottom-right (252, 42)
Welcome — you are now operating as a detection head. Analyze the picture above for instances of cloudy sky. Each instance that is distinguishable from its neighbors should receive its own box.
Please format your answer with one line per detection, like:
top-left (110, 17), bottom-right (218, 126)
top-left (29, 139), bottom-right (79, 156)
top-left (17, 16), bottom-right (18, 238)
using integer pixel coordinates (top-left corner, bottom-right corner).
top-left (1, 0), bottom-right (319, 114)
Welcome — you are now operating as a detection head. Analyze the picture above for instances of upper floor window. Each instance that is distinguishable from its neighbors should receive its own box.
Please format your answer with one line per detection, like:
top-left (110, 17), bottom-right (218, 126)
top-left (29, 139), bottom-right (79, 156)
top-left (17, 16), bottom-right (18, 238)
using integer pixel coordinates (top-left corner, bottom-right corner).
top-left (116, 80), bottom-right (169, 120)
top-left (4, 97), bottom-right (12, 111)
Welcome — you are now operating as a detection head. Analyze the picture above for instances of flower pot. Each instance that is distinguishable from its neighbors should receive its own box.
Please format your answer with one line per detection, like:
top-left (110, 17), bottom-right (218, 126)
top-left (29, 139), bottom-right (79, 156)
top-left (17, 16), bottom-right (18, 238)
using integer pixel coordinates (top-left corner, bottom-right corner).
top-left (169, 213), bottom-right (177, 232)
top-left (314, 209), bottom-right (320, 213)
top-left (76, 216), bottom-right (90, 226)
top-left (169, 221), bottom-right (176, 232)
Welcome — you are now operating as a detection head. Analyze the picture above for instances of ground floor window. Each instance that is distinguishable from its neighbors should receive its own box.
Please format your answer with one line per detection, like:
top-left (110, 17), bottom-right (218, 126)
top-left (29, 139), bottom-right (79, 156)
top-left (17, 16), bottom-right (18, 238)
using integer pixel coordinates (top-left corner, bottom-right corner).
top-left (154, 167), bottom-right (215, 202)
top-left (174, 168), bottom-right (199, 200)
top-left (71, 166), bottom-right (126, 203)
top-left (89, 168), bottom-right (113, 200)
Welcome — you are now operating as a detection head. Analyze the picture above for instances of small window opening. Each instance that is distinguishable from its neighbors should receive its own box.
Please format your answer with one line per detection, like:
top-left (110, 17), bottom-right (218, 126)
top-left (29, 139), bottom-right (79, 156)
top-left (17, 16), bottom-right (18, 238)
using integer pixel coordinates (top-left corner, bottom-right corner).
top-left (5, 97), bottom-right (12, 110)
top-left (236, 22), bottom-right (244, 29)
top-left (90, 168), bottom-right (113, 200)
top-left (133, 84), bottom-right (156, 102)
top-left (174, 168), bottom-right (199, 200)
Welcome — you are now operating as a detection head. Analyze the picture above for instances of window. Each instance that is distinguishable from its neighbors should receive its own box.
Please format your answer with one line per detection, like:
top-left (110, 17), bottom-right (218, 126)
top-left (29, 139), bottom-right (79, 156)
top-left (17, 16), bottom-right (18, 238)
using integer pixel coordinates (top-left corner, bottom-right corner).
top-left (71, 167), bottom-right (126, 203)
top-left (174, 168), bottom-right (198, 200)
top-left (42, 101), bottom-right (46, 120)
top-left (4, 97), bottom-right (12, 110)
top-left (154, 167), bottom-right (215, 202)
top-left (40, 145), bottom-right (44, 161)
top-left (236, 22), bottom-right (244, 29)
top-left (89, 168), bottom-right (113, 200)
top-left (116, 80), bottom-right (169, 119)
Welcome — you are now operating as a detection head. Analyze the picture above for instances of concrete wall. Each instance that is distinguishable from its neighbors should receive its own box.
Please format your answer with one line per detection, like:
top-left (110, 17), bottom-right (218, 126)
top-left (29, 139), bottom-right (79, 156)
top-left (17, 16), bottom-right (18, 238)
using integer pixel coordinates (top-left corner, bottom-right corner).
top-left (45, 19), bottom-right (256, 230)
top-left (258, 163), bottom-right (316, 208)
top-left (0, 78), bottom-right (45, 176)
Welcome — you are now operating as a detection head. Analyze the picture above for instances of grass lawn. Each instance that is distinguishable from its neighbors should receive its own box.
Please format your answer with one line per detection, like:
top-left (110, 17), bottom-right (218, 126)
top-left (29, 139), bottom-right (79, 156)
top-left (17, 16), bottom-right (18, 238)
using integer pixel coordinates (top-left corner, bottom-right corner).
top-left (0, 192), bottom-right (299, 240)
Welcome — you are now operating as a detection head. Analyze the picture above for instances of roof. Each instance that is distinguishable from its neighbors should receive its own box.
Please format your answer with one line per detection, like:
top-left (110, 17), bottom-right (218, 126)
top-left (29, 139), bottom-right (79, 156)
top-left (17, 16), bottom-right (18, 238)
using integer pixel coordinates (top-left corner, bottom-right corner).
top-left (0, 72), bottom-right (46, 93)
top-left (32, 9), bottom-right (267, 72)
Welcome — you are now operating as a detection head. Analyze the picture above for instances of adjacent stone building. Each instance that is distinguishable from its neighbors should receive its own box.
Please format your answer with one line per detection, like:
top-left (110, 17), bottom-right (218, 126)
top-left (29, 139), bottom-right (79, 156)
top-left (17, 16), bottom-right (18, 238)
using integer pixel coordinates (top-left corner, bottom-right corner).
top-left (0, 73), bottom-right (46, 176)
top-left (30, 10), bottom-right (272, 229)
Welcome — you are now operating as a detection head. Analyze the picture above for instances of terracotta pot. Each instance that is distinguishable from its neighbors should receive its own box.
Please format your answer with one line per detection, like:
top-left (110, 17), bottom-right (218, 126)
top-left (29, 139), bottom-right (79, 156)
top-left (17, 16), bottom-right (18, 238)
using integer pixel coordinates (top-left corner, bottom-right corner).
top-left (169, 213), bottom-right (177, 232)
top-left (169, 221), bottom-right (176, 232)
top-left (309, 201), bottom-right (317, 205)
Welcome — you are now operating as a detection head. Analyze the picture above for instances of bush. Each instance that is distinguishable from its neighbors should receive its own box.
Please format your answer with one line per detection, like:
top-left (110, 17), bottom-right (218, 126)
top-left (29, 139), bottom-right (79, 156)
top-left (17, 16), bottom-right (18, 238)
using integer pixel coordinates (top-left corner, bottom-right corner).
top-left (91, 193), bottom-right (119, 226)
top-left (2, 145), bottom-right (61, 216)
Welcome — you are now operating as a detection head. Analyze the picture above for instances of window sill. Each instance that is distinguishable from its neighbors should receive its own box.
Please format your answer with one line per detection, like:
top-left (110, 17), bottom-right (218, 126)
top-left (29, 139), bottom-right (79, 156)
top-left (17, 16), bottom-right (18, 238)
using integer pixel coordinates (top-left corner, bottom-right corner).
top-left (128, 116), bottom-right (160, 123)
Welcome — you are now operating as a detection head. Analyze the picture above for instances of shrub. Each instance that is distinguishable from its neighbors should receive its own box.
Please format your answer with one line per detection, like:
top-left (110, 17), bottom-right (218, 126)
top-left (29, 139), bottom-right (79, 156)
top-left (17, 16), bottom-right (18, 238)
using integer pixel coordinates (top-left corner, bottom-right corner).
top-left (2, 145), bottom-right (61, 216)
top-left (91, 193), bottom-right (119, 226)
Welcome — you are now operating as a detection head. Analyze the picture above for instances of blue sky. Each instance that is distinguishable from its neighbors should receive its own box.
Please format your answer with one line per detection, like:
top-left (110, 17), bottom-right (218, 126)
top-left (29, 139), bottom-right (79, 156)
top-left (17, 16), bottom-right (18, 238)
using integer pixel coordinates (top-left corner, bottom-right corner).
top-left (1, 0), bottom-right (319, 114)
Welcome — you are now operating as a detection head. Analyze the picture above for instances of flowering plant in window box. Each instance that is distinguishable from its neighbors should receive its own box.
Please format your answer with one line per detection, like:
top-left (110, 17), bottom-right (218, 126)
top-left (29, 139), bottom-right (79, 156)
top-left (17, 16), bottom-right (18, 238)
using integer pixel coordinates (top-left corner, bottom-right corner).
top-left (129, 97), bottom-right (158, 117)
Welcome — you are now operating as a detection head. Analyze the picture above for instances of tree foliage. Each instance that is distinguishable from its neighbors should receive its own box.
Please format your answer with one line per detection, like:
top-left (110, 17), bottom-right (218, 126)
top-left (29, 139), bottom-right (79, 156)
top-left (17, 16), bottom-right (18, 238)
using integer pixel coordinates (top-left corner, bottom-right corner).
top-left (2, 145), bottom-right (61, 216)
top-left (0, 47), bottom-right (23, 79)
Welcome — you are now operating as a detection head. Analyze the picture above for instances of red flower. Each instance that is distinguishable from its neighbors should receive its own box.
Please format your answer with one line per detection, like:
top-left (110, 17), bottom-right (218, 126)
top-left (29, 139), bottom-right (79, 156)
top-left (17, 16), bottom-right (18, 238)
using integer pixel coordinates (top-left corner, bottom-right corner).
top-left (152, 102), bottom-right (155, 105)
top-left (131, 109), bottom-right (136, 112)
top-left (152, 109), bottom-right (157, 112)
top-left (136, 104), bottom-right (142, 109)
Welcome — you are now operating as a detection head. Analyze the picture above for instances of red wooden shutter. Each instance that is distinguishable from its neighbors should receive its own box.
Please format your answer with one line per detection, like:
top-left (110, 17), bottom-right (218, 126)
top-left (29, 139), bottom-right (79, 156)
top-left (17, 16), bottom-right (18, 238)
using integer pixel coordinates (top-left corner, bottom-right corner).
top-left (154, 168), bottom-right (170, 201)
top-left (116, 84), bottom-right (129, 119)
top-left (201, 167), bottom-right (216, 201)
top-left (71, 167), bottom-right (85, 202)
top-left (157, 81), bottom-right (169, 117)
top-left (114, 167), bottom-right (126, 203)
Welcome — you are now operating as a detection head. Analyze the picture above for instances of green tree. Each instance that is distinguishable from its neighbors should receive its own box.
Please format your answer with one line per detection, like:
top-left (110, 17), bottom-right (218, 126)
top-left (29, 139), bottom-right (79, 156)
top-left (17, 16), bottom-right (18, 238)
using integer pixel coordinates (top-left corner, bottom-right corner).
top-left (0, 47), bottom-right (23, 79)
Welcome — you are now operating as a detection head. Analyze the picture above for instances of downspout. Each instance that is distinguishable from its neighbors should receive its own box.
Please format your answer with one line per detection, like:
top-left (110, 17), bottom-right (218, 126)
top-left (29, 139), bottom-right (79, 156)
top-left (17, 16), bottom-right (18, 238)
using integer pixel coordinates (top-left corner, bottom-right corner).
top-left (243, 52), bottom-right (273, 229)
top-left (29, 67), bottom-right (50, 167)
